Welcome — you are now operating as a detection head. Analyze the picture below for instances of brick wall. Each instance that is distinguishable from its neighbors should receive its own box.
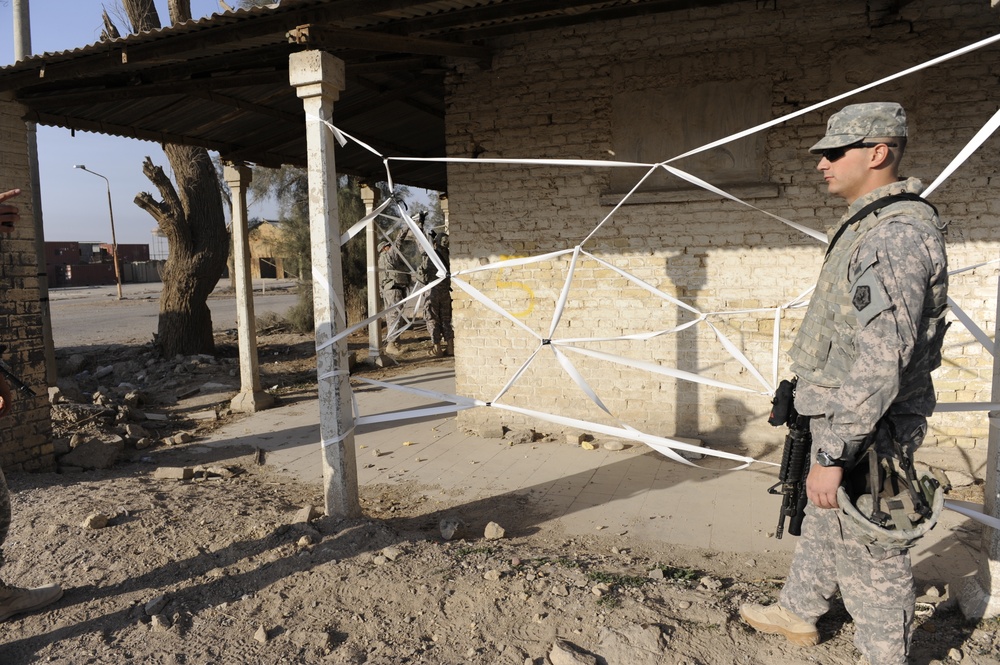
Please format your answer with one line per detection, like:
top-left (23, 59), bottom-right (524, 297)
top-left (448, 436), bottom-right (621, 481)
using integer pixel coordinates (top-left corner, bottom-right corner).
top-left (444, 0), bottom-right (1000, 453)
top-left (0, 92), bottom-right (54, 470)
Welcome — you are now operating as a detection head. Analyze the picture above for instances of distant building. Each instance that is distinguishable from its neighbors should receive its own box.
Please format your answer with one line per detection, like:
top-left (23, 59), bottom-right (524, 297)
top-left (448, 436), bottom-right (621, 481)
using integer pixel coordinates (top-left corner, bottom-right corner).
top-left (45, 241), bottom-right (159, 288)
top-left (246, 220), bottom-right (297, 279)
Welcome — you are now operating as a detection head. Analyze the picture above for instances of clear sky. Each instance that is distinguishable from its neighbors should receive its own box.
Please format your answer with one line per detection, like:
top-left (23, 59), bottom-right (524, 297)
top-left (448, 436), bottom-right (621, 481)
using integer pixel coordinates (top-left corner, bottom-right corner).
top-left (0, 0), bottom-right (273, 247)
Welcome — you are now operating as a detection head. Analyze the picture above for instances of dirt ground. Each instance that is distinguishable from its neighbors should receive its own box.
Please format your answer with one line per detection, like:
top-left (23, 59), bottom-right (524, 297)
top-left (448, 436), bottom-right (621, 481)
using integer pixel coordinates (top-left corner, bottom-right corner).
top-left (1, 323), bottom-right (998, 664)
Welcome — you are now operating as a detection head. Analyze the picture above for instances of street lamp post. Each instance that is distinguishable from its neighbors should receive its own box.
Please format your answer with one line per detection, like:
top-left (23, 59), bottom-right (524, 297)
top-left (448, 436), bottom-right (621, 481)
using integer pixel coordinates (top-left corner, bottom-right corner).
top-left (74, 165), bottom-right (123, 300)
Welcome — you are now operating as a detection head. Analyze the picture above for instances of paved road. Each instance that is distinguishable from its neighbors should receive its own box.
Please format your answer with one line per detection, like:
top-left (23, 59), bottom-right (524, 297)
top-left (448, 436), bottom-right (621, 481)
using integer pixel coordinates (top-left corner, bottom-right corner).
top-left (48, 279), bottom-right (301, 348)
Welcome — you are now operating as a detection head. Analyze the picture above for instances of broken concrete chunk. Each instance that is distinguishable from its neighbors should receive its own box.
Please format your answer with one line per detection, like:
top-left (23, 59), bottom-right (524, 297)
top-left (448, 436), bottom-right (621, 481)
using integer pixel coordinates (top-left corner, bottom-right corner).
top-left (294, 505), bottom-right (320, 524)
top-left (81, 513), bottom-right (110, 530)
top-left (153, 466), bottom-right (194, 481)
top-left (145, 594), bottom-right (169, 616)
top-left (439, 517), bottom-right (463, 541)
top-left (548, 639), bottom-right (598, 665)
top-left (123, 390), bottom-right (144, 408)
top-left (505, 428), bottom-right (536, 445)
top-left (476, 425), bottom-right (505, 439)
top-left (60, 439), bottom-right (123, 470)
top-left (123, 423), bottom-right (149, 440)
top-left (484, 522), bottom-right (505, 540)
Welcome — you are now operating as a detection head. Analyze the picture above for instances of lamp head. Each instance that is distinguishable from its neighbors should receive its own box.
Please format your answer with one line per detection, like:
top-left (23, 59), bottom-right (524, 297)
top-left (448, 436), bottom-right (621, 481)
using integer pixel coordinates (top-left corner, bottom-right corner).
top-left (74, 165), bottom-right (86, 170)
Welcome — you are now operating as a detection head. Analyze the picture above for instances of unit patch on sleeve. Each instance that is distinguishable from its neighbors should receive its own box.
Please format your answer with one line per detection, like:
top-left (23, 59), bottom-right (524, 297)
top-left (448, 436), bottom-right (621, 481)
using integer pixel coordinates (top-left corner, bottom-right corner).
top-left (852, 285), bottom-right (871, 311)
top-left (849, 267), bottom-right (891, 327)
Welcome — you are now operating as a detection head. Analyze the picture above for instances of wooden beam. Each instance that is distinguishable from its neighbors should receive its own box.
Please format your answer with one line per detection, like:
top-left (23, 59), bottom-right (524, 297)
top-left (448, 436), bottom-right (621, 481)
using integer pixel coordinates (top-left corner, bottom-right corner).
top-left (20, 70), bottom-right (290, 109)
top-left (287, 24), bottom-right (490, 60)
top-left (25, 109), bottom-right (298, 167)
top-left (337, 73), bottom-right (442, 121)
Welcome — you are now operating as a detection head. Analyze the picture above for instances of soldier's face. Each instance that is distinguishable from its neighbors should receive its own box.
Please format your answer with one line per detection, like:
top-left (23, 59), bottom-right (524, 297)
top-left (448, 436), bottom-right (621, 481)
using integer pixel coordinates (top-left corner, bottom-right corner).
top-left (816, 145), bottom-right (872, 204)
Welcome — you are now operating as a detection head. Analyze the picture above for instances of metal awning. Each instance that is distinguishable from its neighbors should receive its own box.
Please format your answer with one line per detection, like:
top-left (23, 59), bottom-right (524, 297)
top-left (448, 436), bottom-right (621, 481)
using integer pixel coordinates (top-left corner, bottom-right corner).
top-left (0, 0), bottom-right (741, 190)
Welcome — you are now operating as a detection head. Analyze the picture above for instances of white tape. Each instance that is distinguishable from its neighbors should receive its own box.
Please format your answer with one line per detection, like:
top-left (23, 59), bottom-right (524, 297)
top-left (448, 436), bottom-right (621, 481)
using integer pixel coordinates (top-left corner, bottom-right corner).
top-left (356, 403), bottom-right (477, 426)
top-left (924, 107), bottom-right (1000, 198)
top-left (302, 33), bottom-right (1000, 476)
top-left (454, 248), bottom-right (575, 277)
top-left (491, 347), bottom-right (543, 404)
top-left (492, 402), bottom-right (765, 469)
top-left (932, 402), bottom-right (1000, 413)
top-left (321, 425), bottom-right (355, 448)
top-left (556, 342), bottom-right (761, 394)
top-left (946, 296), bottom-right (994, 358)
top-left (944, 499), bottom-right (1000, 531)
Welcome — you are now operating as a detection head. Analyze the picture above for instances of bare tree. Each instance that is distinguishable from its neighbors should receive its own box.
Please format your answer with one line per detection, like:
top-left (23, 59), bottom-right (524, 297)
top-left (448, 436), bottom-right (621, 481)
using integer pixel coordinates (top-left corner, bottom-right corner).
top-left (111, 0), bottom-right (229, 357)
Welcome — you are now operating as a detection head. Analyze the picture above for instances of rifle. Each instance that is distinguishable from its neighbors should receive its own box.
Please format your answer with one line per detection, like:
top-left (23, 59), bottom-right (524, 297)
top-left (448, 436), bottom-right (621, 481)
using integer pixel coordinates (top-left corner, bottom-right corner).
top-left (0, 345), bottom-right (38, 397)
top-left (767, 378), bottom-right (811, 538)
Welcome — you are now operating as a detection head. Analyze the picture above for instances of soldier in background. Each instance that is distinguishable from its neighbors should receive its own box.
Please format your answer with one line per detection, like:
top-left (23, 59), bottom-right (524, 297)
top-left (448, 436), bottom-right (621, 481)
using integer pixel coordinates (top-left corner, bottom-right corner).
top-left (0, 188), bottom-right (64, 621)
top-left (378, 236), bottom-right (412, 355)
top-left (418, 232), bottom-right (453, 357)
top-left (739, 104), bottom-right (949, 665)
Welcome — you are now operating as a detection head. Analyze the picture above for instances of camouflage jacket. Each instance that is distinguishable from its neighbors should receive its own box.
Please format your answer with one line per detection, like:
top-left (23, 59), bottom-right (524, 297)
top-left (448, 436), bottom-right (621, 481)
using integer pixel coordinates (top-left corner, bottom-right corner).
top-left (791, 178), bottom-right (949, 458)
top-left (378, 248), bottom-right (411, 291)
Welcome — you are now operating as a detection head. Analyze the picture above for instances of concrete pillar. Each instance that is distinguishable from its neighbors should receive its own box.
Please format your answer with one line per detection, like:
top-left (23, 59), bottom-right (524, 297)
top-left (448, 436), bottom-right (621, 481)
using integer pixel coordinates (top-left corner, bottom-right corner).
top-left (361, 185), bottom-right (388, 366)
top-left (225, 161), bottom-right (273, 414)
top-left (958, 239), bottom-right (1000, 617)
top-left (960, 358), bottom-right (1000, 615)
top-left (290, 50), bottom-right (361, 519)
top-left (440, 193), bottom-right (449, 233)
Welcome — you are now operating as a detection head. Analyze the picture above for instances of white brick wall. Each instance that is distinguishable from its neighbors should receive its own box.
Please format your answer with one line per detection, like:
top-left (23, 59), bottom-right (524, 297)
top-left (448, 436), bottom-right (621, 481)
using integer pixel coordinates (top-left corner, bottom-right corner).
top-left (445, 0), bottom-right (1000, 452)
top-left (0, 92), bottom-right (54, 470)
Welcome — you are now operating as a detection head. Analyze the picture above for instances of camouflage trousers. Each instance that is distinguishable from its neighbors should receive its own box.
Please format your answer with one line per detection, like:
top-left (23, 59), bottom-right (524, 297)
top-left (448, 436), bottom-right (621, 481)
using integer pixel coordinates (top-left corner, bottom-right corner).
top-left (424, 285), bottom-right (453, 345)
top-left (779, 419), bottom-right (915, 665)
top-left (381, 286), bottom-right (405, 340)
top-left (0, 466), bottom-right (9, 570)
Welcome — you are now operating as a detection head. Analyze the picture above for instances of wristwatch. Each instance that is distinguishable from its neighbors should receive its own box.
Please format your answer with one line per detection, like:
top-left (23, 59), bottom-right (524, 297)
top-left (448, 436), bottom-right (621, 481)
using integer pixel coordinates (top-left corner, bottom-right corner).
top-left (816, 450), bottom-right (845, 468)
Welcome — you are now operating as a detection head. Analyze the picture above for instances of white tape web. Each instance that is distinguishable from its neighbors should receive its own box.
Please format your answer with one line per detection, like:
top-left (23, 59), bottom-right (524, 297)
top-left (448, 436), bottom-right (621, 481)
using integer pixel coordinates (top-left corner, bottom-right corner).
top-left (311, 33), bottom-right (1000, 522)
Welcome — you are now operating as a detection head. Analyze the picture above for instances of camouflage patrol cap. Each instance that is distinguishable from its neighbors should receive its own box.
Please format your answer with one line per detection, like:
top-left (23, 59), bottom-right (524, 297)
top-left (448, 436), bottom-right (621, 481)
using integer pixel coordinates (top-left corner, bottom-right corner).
top-left (378, 240), bottom-right (391, 251)
top-left (810, 102), bottom-right (907, 152)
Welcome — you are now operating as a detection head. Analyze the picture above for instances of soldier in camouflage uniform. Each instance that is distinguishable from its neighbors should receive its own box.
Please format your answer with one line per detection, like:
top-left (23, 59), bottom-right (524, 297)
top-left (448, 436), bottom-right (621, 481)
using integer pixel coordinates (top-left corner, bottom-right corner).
top-left (740, 103), bottom-right (949, 665)
top-left (378, 238), bottom-right (412, 355)
top-left (0, 188), bottom-right (63, 621)
top-left (418, 233), bottom-right (453, 357)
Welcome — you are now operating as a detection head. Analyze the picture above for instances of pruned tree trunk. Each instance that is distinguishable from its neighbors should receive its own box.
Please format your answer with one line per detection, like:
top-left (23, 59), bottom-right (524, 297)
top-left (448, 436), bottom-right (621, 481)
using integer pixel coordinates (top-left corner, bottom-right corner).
top-left (134, 149), bottom-right (228, 356)
top-left (117, 0), bottom-right (229, 357)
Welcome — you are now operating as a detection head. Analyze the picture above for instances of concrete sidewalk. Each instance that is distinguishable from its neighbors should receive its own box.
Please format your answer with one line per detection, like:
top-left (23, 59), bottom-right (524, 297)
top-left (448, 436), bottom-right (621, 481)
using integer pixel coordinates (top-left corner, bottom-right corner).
top-left (202, 362), bottom-right (983, 592)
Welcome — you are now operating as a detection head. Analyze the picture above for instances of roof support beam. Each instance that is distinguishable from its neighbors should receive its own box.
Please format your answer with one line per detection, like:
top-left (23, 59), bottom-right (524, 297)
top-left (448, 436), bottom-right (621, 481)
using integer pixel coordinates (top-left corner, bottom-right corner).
top-left (287, 24), bottom-right (490, 61)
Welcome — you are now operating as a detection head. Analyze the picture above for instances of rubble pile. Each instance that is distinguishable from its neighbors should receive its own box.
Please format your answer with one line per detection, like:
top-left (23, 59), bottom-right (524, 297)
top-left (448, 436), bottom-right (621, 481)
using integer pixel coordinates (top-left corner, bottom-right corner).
top-left (49, 342), bottom-right (241, 472)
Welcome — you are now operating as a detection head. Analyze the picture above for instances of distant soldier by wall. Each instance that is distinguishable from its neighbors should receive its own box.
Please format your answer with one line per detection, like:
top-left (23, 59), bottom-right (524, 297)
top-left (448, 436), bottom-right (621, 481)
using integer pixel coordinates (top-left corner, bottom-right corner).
top-left (418, 232), bottom-right (453, 357)
top-left (378, 236), bottom-right (412, 355)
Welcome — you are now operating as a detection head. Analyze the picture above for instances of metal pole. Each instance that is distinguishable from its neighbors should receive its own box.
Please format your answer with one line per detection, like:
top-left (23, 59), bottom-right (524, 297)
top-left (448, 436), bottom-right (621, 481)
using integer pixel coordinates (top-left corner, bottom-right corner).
top-left (74, 166), bottom-right (123, 300)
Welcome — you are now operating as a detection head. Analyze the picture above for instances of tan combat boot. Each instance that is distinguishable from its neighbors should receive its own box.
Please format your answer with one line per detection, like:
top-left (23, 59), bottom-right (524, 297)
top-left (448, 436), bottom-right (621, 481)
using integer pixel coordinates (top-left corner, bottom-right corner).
top-left (0, 583), bottom-right (64, 622)
top-left (739, 602), bottom-right (819, 646)
top-left (385, 341), bottom-right (402, 355)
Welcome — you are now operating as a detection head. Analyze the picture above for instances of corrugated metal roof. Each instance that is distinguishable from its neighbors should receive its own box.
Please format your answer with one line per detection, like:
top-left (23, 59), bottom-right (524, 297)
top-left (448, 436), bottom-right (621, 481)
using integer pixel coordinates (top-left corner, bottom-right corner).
top-left (0, 0), bottom-right (739, 190)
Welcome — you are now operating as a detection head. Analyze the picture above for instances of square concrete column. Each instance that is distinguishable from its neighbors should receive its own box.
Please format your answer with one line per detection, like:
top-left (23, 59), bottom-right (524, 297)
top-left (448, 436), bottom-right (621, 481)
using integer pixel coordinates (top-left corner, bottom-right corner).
top-left (361, 184), bottom-right (388, 366)
top-left (225, 161), bottom-right (273, 414)
top-left (290, 50), bottom-right (361, 518)
top-left (960, 411), bottom-right (1000, 618)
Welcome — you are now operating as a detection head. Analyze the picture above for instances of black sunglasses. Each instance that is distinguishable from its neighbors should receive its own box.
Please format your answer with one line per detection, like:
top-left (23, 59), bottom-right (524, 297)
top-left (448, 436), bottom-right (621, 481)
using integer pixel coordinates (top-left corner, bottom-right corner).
top-left (819, 141), bottom-right (898, 163)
